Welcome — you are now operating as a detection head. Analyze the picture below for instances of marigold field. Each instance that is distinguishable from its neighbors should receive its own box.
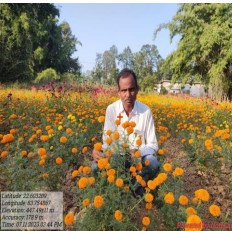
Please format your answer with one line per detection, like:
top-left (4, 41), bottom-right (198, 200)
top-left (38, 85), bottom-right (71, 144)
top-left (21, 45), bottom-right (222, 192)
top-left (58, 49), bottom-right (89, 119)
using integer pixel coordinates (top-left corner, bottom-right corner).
top-left (0, 83), bottom-right (231, 231)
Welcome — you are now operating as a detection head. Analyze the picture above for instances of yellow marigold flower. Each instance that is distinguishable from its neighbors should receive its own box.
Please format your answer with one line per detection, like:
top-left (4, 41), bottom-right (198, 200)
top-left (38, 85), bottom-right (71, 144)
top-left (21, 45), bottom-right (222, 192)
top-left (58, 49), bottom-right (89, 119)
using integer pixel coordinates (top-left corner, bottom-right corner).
top-left (98, 116), bottom-right (105, 123)
top-left (1, 151), bottom-right (8, 158)
top-left (112, 131), bottom-right (120, 140)
top-left (172, 167), bottom-right (184, 177)
top-left (209, 204), bottom-right (221, 217)
top-left (82, 198), bottom-right (90, 207)
top-left (106, 129), bottom-right (112, 136)
top-left (204, 139), bottom-right (213, 151)
top-left (179, 195), bottom-right (189, 206)
top-left (56, 157), bottom-right (63, 165)
top-left (163, 163), bottom-right (172, 172)
top-left (144, 193), bottom-right (154, 203)
top-left (88, 177), bottom-right (95, 185)
top-left (142, 216), bottom-right (150, 226)
top-left (185, 215), bottom-right (203, 231)
top-left (186, 207), bottom-right (197, 216)
top-left (115, 178), bottom-right (124, 187)
top-left (60, 136), bottom-right (67, 144)
top-left (71, 147), bottom-right (78, 154)
top-left (82, 146), bottom-right (88, 154)
top-left (78, 177), bottom-right (88, 189)
top-left (71, 170), bottom-right (79, 178)
top-left (93, 195), bottom-right (104, 208)
top-left (164, 192), bottom-right (175, 204)
top-left (94, 142), bottom-right (102, 151)
top-left (114, 210), bottom-right (123, 221)
top-left (64, 212), bottom-right (75, 226)
top-left (194, 189), bottom-right (210, 202)
top-left (105, 137), bottom-right (113, 145)
top-left (188, 139), bottom-right (194, 145)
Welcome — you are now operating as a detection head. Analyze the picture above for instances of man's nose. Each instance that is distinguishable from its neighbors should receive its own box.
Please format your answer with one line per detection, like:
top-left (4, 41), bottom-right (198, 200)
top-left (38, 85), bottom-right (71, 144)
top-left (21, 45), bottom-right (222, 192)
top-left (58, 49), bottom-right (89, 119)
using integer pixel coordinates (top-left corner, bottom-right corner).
top-left (125, 90), bottom-right (131, 97)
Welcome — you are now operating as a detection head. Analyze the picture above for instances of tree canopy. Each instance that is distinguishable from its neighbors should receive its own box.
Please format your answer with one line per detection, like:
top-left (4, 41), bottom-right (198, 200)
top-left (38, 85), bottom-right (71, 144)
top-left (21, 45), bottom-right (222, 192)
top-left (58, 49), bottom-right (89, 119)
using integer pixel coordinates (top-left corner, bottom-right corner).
top-left (0, 3), bottom-right (81, 83)
top-left (155, 3), bottom-right (232, 100)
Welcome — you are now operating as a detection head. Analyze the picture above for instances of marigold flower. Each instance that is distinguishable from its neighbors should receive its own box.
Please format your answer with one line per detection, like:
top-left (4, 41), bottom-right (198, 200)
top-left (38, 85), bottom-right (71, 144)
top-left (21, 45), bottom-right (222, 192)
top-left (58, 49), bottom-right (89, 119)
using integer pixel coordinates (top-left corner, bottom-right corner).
top-left (136, 162), bottom-right (143, 171)
top-left (71, 147), bottom-right (78, 154)
top-left (126, 126), bottom-right (134, 134)
top-left (97, 158), bottom-right (109, 170)
top-left (94, 142), bottom-right (102, 151)
top-left (115, 119), bottom-right (120, 126)
top-left (129, 166), bottom-right (136, 173)
top-left (179, 195), bottom-right (189, 206)
top-left (60, 136), bottom-right (67, 144)
top-left (10, 114), bottom-right (17, 119)
top-left (106, 129), bottom-right (112, 136)
top-left (93, 195), bottom-right (104, 208)
top-left (122, 142), bottom-right (129, 148)
top-left (40, 135), bottom-right (49, 142)
top-left (142, 216), bottom-right (150, 226)
top-left (223, 133), bottom-right (230, 139)
top-left (88, 177), bottom-right (95, 185)
top-left (164, 192), bottom-right (175, 204)
top-left (42, 173), bottom-right (49, 178)
top-left (129, 121), bottom-right (136, 127)
top-left (114, 210), bottom-right (123, 221)
top-left (188, 139), bottom-right (194, 145)
top-left (144, 159), bottom-right (150, 166)
top-left (136, 138), bottom-right (142, 146)
top-left (21, 150), bottom-right (27, 157)
top-left (78, 177), bottom-right (88, 189)
top-left (55, 157), bottom-right (63, 164)
top-left (194, 189), bottom-right (210, 202)
top-left (105, 137), bottom-right (113, 145)
top-left (64, 212), bottom-right (75, 226)
top-left (1, 134), bottom-right (14, 143)
top-left (147, 180), bottom-right (157, 190)
top-left (66, 128), bottom-right (72, 134)
top-left (163, 163), bottom-right (172, 172)
top-left (107, 175), bottom-right (115, 183)
top-left (209, 204), bottom-right (221, 217)
top-left (83, 166), bottom-right (92, 174)
top-left (172, 167), bottom-right (184, 177)
top-left (157, 149), bottom-right (164, 155)
top-left (204, 139), bottom-right (213, 151)
top-left (39, 159), bottom-right (45, 166)
top-left (144, 193), bottom-right (154, 203)
top-left (185, 215), bottom-right (203, 231)
top-left (134, 150), bottom-right (141, 158)
top-left (112, 131), bottom-right (120, 140)
top-left (115, 178), bottom-right (124, 187)
top-left (82, 146), bottom-right (88, 154)
top-left (1, 151), bottom-right (8, 158)
top-left (146, 202), bottom-right (153, 210)
top-left (106, 168), bottom-right (116, 176)
top-left (122, 121), bottom-right (129, 129)
top-left (124, 186), bottom-right (129, 193)
top-left (71, 170), bottom-right (79, 178)
top-left (98, 116), bottom-right (105, 123)
top-left (82, 198), bottom-right (90, 207)
top-left (186, 207), bottom-right (197, 216)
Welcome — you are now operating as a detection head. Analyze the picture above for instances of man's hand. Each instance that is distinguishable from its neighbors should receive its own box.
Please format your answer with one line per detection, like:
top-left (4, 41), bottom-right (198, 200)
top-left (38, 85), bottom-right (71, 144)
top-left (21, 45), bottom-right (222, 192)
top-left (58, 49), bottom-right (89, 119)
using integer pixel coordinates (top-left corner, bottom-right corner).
top-left (92, 149), bottom-right (103, 162)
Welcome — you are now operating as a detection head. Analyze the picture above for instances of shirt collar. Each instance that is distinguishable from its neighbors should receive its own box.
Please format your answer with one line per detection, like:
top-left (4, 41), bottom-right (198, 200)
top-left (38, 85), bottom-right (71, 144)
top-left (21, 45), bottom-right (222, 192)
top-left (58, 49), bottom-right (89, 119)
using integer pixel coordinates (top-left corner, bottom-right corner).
top-left (118, 100), bottom-right (139, 115)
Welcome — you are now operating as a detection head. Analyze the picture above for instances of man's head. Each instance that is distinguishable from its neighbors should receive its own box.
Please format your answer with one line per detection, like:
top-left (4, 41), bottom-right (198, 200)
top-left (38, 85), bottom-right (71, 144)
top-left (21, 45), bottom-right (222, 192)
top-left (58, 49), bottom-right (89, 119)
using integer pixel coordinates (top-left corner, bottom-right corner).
top-left (117, 68), bottom-right (139, 112)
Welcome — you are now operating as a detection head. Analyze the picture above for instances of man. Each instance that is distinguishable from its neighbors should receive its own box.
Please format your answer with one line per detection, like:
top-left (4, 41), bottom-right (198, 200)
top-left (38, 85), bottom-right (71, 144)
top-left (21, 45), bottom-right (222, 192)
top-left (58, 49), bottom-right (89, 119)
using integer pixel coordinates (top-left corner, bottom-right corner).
top-left (93, 68), bottom-right (160, 193)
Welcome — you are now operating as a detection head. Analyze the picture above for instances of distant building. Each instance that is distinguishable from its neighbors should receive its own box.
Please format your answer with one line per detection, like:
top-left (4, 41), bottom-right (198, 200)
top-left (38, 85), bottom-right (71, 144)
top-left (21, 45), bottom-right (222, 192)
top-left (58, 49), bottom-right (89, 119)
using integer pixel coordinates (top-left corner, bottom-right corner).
top-left (155, 80), bottom-right (206, 97)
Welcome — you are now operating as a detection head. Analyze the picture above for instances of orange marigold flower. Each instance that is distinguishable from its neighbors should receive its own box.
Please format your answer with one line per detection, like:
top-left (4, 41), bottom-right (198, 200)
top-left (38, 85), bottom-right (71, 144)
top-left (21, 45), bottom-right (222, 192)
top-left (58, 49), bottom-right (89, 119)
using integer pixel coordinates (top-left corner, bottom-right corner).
top-left (42, 173), bottom-right (49, 178)
top-left (1, 151), bottom-right (8, 158)
top-left (144, 193), bottom-right (154, 203)
top-left (188, 139), bottom-right (194, 145)
top-left (71, 170), bottom-right (79, 178)
top-left (98, 116), bottom-right (105, 123)
top-left (179, 195), bottom-right (189, 206)
top-left (126, 126), bottom-right (134, 134)
top-left (83, 166), bottom-right (92, 174)
top-left (107, 175), bottom-right (115, 183)
top-left (114, 210), bottom-right (123, 221)
top-left (106, 168), bottom-right (116, 176)
top-left (97, 158), bottom-right (109, 170)
top-left (21, 150), bottom-right (28, 157)
top-left (66, 128), bottom-right (73, 134)
top-left (94, 142), bottom-right (102, 151)
top-left (142, 216), bottom-right (150, 226)
top-left (147, 180), bottom-right (157, 190)
top-left (82, 198), bottom-right (90, 207)
top-left (172, 167), bottom-right (184, 177)
top-left (39, 159), bottom-right (45, 166)
top-left (115, 119), bottom-right (120, 126)
top-left (10, 114), bottom-right (17, 119)
top-left (1, 133), bottom-right (14, 143)
top-left (164, 192), bottom-right (175, 204)
top-left (223, 133), bottom-right (230, 139)
top-left (105, 137), bottom-right (113, 145)
top-left (157, 149), bottom-right (164, 155)
top-left (163, 163), bottom-right (172, 172)
top-left (88, 177), bottom-right (95, 185)
top-left (122, 121), bottom-right (130, 129)
top-left (145, 202), bottom-right (153, 210)
top-left (209, 204), bottom-right (221, 217)
top-left (56, 157), bottom-right (63, 165)
top-left (112, 131), bottom-right (120, 140)
top-left (60, 136), bottom-right (67, 144)
top-left (185, 215), bottom-right (203, 231)
top-left (115, 178), bottom-right (124, 187)
top-left (82, 146), bottom-right (88, 154)
top-left (186, 207), bottom-right (197, 216)
top-left (40, 135), bottom-right (49, 142)
top-left (129, 166), bottom-right (136, 173)
top-left (93, 195), bottom-right (104, 208)
top-left (204, 139), bottom-right (213, 151)
top-left (71, 147), bottom-right (78, 154)
top-left (144, 159), bottom-right (150, 166)
top-left (106, 129), bottom-right (112, 136)
top-left (136, 138), bottom-right (142, 146)
top-left (64, 212), bottom-right (75, 226)
top-left (78, 177), bottom-right (88, 189)
top-left (129, 121), bottom-right (136, 127)
top-left (134, 150), bottom-right (141, 158)
top-left (124, 186), bottom-right (129, 193)
top-left (194, 189), bottom-right (210, 202)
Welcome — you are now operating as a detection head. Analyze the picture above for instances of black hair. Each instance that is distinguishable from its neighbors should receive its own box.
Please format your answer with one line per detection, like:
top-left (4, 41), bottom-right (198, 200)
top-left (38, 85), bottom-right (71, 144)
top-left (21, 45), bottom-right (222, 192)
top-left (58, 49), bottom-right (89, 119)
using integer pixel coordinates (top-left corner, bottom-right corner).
top-left (117, 68), bottom-right (139, 90)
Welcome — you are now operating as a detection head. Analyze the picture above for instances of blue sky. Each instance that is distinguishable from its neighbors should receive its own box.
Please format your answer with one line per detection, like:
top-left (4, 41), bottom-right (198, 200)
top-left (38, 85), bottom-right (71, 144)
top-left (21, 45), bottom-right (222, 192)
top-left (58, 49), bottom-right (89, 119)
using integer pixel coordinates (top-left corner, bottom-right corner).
top-left (55, 3), bottom-right (180, 73)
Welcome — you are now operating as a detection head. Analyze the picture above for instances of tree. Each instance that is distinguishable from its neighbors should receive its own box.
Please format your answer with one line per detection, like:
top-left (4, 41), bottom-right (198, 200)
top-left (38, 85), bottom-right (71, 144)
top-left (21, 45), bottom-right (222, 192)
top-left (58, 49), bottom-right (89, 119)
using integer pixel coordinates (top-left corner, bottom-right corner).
top-left (118, 46), bottom-right (134, 69)
top-left (155, 3), bottom-right (232, 100)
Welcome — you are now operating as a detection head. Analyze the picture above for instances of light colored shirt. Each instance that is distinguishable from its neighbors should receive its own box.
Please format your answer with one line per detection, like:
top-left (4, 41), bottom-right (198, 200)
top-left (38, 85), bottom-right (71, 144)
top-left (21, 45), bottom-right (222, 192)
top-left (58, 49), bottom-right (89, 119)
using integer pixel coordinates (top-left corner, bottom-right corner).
top-left (103, 99), bottom-right (158, 156)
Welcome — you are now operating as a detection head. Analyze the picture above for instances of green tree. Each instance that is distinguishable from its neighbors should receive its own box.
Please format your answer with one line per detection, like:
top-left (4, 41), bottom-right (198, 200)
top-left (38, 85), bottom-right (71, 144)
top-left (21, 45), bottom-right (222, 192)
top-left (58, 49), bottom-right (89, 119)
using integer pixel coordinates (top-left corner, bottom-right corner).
top-left (118, 46), bottom-right (134, 69)
top-left (155, 3), bottom-right (232, 100)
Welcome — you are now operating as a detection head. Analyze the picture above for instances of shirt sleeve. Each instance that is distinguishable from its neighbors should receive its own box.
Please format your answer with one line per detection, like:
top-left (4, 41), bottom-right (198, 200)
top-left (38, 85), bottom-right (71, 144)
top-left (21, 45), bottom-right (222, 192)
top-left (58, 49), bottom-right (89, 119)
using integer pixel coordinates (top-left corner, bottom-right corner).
top-left (139, 109), bottom-right (158, 157)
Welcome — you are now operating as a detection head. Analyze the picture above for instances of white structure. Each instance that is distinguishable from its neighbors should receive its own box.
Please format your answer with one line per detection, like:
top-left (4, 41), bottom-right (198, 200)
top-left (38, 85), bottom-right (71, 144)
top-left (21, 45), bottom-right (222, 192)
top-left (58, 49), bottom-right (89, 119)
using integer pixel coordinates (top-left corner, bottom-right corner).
top-left (156, 80), bottom-right (206, 97)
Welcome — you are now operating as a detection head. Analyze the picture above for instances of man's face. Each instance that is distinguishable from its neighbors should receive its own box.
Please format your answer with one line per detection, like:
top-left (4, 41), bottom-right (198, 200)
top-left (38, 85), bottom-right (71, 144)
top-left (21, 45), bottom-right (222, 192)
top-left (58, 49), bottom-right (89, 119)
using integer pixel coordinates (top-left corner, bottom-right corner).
top-left (118, 74), bottom-right (138, 109)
